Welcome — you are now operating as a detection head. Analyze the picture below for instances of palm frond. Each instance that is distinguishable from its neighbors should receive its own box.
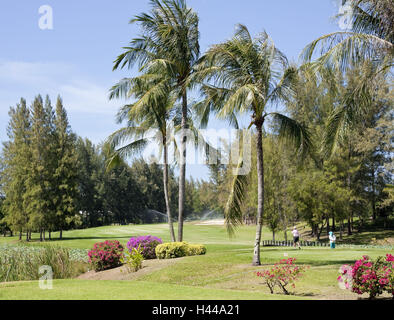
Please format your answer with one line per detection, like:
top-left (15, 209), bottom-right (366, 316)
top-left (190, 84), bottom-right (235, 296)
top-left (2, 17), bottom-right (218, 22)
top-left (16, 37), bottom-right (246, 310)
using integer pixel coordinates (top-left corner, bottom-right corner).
top-left (302, 32), bottom-right (393, 72)
top-left (105, 138), bottom-right (148, 172)
top-left (322, 105), bottom-right (347, 158)
top-left (224, 157), bottom-right (248, 236)
top-left (270, 112), bottom-right (313, 160)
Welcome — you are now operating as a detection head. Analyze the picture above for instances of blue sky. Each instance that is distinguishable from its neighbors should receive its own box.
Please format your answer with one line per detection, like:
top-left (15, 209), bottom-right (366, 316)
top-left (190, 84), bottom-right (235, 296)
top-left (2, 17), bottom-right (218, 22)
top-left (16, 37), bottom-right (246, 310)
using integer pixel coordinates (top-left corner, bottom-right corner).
top-left (0, 0), bottom-right (342, 180)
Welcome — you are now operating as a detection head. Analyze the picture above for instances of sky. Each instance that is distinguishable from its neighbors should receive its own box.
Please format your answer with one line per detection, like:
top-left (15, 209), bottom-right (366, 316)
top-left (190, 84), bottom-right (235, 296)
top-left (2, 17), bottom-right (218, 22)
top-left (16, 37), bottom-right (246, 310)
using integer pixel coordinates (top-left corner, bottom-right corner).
top-left (0, 0), bottom-right (342, 180)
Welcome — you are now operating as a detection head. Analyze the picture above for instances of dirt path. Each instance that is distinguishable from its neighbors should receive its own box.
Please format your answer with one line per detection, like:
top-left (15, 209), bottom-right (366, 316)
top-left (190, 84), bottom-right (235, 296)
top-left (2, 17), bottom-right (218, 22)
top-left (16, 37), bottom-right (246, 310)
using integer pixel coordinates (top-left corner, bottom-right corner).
top-left (77, 258), bottom-right (182, 281)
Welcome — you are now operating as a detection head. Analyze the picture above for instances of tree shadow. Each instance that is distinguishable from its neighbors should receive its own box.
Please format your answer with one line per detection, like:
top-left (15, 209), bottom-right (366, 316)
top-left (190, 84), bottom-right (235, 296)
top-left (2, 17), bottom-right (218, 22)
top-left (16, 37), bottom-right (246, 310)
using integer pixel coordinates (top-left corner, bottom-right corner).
top-left (290, 292), bottom-right (316, 297)
top-left (18, 235), bottom-right (134, 244)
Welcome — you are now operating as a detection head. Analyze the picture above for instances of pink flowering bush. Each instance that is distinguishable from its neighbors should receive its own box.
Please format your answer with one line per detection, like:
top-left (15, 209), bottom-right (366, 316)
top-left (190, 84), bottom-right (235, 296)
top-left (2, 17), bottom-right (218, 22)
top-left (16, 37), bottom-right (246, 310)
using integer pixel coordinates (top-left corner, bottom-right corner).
top-left (256, 258), bottom-right (309, 295)
top-left (338, 254), bottom-right (394, 299)
top-left (127, 235), bottom-right (162, 259)
top-left (88, 240), bottom-right (124, 272)
top-left (381, 254), bottom-right (394, 297)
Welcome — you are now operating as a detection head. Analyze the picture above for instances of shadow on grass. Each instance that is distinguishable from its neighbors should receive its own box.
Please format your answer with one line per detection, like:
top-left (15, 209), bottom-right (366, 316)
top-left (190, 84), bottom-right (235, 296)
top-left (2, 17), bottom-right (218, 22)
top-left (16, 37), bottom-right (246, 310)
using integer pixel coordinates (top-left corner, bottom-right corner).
top-left (45, 236), bottom-right (132, 241)
top-left (290, 292), bottom-right (316, 297)
top-left (11, 235), bottom-right (133, 245)
top-left (259, 248), bottom-right (365, 267)
top-left (338, 229), bottom-right (394, 245)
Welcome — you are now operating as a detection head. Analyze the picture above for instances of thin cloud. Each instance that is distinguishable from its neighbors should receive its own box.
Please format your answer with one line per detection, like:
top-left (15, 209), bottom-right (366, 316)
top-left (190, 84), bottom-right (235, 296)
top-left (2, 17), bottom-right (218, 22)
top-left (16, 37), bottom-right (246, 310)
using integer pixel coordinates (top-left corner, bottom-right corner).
top-left (0, 60), bottom-right (121, 115)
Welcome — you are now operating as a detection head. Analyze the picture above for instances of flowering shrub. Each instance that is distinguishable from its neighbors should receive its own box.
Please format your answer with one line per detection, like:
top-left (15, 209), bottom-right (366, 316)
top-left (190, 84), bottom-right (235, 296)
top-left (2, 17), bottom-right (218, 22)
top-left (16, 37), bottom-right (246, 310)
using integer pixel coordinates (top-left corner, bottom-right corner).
top-left (127, 235), bottom-right (162, 259)
top-left (385, 254), bottom-right (394, 296)
top-left (338, 254), bottom-right (394, 299)
top-left (88, 240), bottom-right (124, 272)
top-left (256, 258), bottom-right (308, 295)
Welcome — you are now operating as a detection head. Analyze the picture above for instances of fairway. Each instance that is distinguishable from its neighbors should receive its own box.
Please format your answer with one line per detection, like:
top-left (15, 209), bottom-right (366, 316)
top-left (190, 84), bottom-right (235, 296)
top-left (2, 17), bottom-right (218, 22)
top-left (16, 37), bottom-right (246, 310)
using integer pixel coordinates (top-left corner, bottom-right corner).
top-left (1, 222), bottom-right (392, 300)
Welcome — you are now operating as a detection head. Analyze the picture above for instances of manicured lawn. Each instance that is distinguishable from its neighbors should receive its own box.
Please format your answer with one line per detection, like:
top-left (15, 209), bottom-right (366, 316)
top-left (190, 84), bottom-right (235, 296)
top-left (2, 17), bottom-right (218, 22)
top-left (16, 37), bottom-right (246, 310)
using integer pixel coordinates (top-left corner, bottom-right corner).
top-left (0, 280), bottom-right (306, 300)
top-left (0, 222), bottom-right (392, 300)
top-left (0, 223), bottom-right (274, 249)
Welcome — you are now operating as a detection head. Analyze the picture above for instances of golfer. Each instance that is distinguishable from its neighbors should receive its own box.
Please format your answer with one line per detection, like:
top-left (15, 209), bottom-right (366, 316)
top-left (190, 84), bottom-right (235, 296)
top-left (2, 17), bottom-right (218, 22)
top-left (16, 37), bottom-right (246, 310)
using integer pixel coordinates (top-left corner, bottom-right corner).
top-left (329, 231), bottom-right (336, 249)
top-left (292, 226), bottom-right (301, 249)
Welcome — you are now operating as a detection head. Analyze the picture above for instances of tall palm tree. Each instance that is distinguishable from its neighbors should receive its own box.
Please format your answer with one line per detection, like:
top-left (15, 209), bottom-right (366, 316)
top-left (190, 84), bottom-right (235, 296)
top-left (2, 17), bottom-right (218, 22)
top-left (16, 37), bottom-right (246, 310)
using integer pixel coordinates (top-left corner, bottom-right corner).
top-left (107, 73), bottom-right (177, 241)
top-left (112, 0), bottom-right (200, 241)
top-left (196, 25), bottom-right (312, 266)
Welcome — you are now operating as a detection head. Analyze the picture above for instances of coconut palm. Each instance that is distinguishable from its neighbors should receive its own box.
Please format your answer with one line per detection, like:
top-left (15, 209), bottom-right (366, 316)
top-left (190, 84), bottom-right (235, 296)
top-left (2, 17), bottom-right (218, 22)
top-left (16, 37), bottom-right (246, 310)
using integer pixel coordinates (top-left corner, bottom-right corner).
top-left (112, 0), bottom-right (200, 241)
top-left (302, 0), bottom-right (393, 72)
top-left (302, 1), bottom-right (393, 158)
top-left (107, 73), bottom-right (177, 241)
top-left (195, 25), bottom-right (312, 266)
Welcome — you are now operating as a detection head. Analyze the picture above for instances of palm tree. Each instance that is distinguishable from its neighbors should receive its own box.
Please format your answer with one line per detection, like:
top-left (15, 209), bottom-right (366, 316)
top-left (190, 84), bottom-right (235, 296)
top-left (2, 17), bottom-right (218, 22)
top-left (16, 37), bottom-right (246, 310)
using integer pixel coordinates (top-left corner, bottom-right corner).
top-left (112, 0), bottom-right (200, 241)
top-left (196, 25), bottom-right (312, 266)
top-left (107, 73), bottom-right (177, 241)
top-left (302, 0), bottom-right (393, 73)
top-left (302, 1), bottom-right (393, 162)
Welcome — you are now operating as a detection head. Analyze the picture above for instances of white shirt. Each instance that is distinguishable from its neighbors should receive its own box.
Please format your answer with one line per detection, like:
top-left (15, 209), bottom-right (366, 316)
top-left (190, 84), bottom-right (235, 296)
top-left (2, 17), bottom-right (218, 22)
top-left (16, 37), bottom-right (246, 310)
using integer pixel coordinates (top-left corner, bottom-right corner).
top-left (329, 234), bottom-right (336, 243)
top-left (292, 229), bottom-right (299, 237)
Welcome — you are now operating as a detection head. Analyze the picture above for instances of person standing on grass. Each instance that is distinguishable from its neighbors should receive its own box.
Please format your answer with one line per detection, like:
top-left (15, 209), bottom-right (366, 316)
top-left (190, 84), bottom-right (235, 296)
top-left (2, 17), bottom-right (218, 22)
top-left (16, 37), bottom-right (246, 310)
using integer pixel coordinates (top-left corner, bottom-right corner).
top-left (292, 226), bottom-right (301, 250)
top-left (329, 231), bottom-right (336, 249)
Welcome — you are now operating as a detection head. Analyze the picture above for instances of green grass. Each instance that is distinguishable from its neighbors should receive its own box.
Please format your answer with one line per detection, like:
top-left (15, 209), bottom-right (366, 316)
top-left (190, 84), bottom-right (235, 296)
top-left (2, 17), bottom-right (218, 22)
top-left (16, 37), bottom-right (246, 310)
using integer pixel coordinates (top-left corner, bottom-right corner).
top-left (0, 280), bottom-right (306, 300)
top-left (0, 223), bottom-right (272, 249)
top-left (0, 222), bottom-right (392, 300)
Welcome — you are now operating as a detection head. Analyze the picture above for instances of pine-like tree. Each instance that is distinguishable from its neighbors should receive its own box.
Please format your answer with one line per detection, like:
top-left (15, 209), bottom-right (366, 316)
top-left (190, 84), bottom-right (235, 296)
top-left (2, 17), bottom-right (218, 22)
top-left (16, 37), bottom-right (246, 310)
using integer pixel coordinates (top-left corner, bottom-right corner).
top-left (53, 96), bottom-right (78, 239)
top-left (24, 95), bottom-right (55, 240)
top-left (0, 98), bottom-right (31, 239)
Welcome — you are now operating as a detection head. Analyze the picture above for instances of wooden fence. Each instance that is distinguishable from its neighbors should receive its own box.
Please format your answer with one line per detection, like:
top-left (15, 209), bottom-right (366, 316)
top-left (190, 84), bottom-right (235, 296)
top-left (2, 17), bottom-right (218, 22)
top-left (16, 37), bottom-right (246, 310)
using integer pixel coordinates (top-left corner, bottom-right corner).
top-left (262, 240), bottom-right (329, 247)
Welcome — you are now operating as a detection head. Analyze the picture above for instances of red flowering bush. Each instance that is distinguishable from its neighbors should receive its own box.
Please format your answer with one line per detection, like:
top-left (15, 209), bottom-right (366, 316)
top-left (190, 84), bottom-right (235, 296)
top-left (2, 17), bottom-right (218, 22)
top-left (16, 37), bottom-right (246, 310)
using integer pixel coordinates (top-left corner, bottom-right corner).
top-left (256, 258), bottom-right (309, 295)
top-left (88, 240), bottom-right (124, 272)
top-left (338, 254), bottom-right (394, 299)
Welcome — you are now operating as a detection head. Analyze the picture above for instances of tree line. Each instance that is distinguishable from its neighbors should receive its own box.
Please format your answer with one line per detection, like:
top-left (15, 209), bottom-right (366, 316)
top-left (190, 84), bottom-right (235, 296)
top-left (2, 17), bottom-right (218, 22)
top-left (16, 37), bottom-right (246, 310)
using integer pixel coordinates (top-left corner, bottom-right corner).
top-left (0, 95), bottom-right (216, 239)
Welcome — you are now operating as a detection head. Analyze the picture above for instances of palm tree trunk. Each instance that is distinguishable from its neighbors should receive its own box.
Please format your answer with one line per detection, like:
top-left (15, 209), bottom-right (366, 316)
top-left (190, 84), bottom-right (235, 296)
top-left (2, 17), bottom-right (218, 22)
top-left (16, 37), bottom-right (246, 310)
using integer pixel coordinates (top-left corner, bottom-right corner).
top-left (163, 135), bottom-right (176, 242)
top-left (252, 123), bottom-right (264, 266)
top-left (177, 89), bottom-right (188, 242)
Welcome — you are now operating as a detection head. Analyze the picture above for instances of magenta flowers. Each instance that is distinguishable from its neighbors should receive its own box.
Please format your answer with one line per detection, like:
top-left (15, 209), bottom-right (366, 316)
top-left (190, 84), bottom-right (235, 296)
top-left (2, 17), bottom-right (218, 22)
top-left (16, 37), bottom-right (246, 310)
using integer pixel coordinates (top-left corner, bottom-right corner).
top-left (127, 235), bottom-right (162, 259)
top-left (338, 254), bottom-right (393, 299)
top-left (88, 240), bottom-right (124, 272)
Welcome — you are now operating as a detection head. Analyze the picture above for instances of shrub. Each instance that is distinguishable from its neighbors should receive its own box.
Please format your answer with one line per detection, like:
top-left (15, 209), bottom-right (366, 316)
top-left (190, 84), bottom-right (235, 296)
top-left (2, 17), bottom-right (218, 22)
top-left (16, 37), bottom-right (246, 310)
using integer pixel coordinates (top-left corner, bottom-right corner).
top-left (155, 242), bottom-right (189, 259)
top-left (127, 235), bottom-right (162, 259)
top-left (384, 254), bottom-right (394, 296)
top-left (88, 240), bottom-right (124, 272)
top-left (256, 258), bottom-right (309, 295)
top-left (121, 245), bottom-right (144, 273)
top-left (338, 254), bottom-right (394, 299)
top-left (155, 242), bottom-right (206, 259)
top-left (186, 244), bottom-right (207, 256)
